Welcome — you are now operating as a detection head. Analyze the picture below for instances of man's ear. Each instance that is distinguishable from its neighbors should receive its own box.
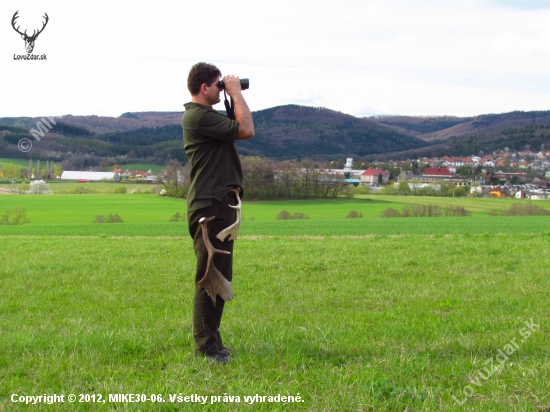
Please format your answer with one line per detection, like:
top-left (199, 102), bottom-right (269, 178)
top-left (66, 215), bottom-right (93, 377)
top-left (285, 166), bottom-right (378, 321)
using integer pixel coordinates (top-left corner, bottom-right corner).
top-left (199, 83), bottom-right (208, 94)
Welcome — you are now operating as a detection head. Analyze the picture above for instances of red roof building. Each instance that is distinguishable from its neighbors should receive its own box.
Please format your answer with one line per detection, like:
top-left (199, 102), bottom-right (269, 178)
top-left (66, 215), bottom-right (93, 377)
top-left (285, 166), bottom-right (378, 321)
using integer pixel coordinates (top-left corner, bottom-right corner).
top-left (361, 168), bottom-right (388, 176)
top-left (360, 168), bottom-right (389, 185)
top-left (423, 167), bottom-right (452, 177)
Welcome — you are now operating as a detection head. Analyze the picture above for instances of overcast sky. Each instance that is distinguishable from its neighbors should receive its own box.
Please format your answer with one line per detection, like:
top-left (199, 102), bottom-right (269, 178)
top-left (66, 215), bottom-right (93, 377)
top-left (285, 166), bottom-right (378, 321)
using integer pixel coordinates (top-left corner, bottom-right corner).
top-left (1, 0), bottom-right (549, 118)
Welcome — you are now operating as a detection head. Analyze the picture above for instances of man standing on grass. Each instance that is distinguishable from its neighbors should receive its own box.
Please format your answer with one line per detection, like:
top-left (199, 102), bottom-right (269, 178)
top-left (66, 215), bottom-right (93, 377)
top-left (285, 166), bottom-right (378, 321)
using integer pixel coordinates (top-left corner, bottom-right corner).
top-left (182, 62), bottom-right (254, 364)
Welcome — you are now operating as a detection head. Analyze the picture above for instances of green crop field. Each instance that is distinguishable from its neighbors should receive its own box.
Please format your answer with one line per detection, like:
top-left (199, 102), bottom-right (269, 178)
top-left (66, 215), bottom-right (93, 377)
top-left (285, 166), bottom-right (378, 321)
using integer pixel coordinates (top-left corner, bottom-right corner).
top-left (0, 157), bottom-right (29, 168)
top-left (0, 158), bottom-right (163, 173)
top-left (122, 163), bottom-right (165, 173)
top-left (1, 194), bottom-right (549, 411)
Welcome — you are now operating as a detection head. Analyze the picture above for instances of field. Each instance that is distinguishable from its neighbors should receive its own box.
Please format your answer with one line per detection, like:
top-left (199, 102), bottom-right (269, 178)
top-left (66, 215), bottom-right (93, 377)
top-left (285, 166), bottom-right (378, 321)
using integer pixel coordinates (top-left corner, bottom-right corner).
top-left (1, 195), bottom-right (549, 411)
top-left (122, 163), bottom-right (164, 173)
top-left (0, 159), bottom-right (163, 173)
top-left (0, 158), bottom-right (29, 168)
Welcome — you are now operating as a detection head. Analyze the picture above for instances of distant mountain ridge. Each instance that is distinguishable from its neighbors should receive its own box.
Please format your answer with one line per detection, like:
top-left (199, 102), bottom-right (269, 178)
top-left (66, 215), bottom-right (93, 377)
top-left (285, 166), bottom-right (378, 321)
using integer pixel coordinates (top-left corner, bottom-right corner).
top-left (1, 106), bottom-right (550, 162)
top-left (373, 110), bottom-right (550, 141)
top-left (369, 110), bottom-right (550, 160)
top-left (0, 105), bottom-right (426, 161)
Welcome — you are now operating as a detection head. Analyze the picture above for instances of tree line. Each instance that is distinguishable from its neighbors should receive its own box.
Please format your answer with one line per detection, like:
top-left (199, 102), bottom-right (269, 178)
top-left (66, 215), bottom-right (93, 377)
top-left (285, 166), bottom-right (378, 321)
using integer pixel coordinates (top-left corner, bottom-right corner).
top-left (0, 159), bottom-right (61, 180)
top-left (162, 157), bottom-right (352, 200)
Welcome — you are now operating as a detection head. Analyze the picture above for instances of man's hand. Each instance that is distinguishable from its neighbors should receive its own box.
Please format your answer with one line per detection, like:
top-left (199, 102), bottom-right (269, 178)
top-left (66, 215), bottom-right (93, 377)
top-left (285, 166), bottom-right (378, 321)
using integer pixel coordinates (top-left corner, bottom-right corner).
top-left (223, 75), bottom-right (254, 140)
top-left (222, 75), bottom-right (243, 98)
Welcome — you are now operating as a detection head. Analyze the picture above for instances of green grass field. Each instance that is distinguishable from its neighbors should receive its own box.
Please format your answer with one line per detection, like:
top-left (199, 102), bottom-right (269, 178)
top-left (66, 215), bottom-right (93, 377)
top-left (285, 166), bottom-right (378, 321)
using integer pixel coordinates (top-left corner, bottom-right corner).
top-left (122, 163), bottom-right (164, 173)
top-left (0, 158), bottom-right (163, 173)
top-left (2, 194), bottom-right (548, 223)
top-left (1, 194), bottom-right (549, 411)
top-left (0, 157), bottom-right (29, 168)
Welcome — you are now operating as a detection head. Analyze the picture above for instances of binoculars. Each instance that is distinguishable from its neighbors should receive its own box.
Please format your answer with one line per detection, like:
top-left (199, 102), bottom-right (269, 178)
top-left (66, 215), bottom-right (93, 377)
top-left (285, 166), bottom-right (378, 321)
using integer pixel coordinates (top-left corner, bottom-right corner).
top-left (219, 78), bottom-right (249, 90)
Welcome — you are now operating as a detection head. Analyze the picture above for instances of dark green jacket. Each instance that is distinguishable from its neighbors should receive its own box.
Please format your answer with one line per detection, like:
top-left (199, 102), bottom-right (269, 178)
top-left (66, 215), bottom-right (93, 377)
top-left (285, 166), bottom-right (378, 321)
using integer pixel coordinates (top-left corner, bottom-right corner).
top-left (183, 102), bottom-right (242, 211)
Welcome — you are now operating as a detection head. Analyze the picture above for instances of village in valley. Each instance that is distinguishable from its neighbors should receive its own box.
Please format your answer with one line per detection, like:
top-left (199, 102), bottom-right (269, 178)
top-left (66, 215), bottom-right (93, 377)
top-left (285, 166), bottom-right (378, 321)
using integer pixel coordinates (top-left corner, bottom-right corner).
top-left (2, 145), bottom-right (550, 200)
top-left (339, 146), bottom-right (550, 200)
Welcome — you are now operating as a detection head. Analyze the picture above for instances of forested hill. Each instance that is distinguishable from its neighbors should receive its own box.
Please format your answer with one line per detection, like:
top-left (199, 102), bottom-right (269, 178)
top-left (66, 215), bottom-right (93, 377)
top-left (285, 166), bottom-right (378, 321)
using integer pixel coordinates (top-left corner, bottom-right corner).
top-left (0, 106), bottom-right (426, 162)
top-left (2, 107), bottom-right (549, 163)
top-left (236, 105), bottom-right (426, 158)
top-left (373, 110), bottom-right (550, 141)
top-left (368, 110), bottom-right (550, 160)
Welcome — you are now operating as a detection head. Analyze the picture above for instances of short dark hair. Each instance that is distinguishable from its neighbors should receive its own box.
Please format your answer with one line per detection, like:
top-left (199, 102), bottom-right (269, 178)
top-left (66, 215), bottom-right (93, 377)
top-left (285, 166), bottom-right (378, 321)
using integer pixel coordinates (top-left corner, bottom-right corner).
top-left (187, 62), bottom-right (221, 95)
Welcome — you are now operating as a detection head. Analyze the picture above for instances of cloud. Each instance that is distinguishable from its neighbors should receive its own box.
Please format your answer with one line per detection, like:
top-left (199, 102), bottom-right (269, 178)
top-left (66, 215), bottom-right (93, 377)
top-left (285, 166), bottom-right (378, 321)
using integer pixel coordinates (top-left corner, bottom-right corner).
top-left (1, 0), bottom-right (550, 117)
top-left (479, 0), bottom-right (550, 9)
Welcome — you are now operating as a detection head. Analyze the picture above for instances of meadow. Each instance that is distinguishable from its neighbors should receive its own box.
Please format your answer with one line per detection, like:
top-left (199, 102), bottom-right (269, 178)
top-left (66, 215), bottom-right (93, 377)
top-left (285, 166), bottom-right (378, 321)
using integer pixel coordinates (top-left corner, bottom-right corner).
top-left (0, 159), bottom-right (163, 173)
top-left (0, 194), bottom-right (549, 411)
top-left (0, 158), bottom-right (29, 168)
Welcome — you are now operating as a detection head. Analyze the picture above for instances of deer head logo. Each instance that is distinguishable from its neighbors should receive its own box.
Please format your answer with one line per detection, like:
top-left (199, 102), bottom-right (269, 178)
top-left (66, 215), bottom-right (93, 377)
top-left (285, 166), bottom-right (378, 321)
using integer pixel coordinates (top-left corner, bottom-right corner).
top-left (11, 11), bottom-right (49, 54)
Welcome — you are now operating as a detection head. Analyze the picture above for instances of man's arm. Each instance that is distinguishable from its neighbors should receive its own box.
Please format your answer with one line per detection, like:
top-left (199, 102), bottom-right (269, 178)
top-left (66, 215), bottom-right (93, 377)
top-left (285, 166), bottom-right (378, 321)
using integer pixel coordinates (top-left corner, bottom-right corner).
top-left (223, 75), bottom-right (254, 140)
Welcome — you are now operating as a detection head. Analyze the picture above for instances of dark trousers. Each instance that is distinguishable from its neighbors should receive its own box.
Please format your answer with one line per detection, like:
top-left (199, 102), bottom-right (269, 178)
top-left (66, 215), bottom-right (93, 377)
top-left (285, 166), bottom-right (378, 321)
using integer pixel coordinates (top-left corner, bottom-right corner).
top-left (188, 192), bottom-right (237, 356)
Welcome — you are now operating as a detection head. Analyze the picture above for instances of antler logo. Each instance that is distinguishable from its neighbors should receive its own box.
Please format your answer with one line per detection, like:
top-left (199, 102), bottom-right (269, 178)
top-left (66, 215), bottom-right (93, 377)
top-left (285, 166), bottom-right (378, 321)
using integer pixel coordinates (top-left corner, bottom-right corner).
top-left (11, 11), bottom-right (49, 54)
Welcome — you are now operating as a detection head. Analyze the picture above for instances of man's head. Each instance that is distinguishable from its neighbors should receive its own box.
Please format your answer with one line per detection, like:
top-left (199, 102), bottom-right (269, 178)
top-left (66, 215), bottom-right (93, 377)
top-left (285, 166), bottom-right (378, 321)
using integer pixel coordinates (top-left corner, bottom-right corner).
top-left (188, 62), bottom-right (221, 96)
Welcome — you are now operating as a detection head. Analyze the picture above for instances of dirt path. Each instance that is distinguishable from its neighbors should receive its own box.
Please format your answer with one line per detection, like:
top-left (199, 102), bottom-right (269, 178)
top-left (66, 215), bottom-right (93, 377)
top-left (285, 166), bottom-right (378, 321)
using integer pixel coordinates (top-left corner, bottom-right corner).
top-left (0, 187), bottom-right (14, 194)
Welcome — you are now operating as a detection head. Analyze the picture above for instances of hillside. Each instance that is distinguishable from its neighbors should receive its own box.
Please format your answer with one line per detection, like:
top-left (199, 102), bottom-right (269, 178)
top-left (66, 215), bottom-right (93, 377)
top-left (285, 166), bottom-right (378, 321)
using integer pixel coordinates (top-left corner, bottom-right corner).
top-left (237, 105), bottom-right (425, 158)
top-left (374, 110), bottom-right (550, 142)
top-left (0, 106), bottom-right (425, 162)
top-left (0, 112), bottom-right (185, 135)
top-left (2, 107), bottom-right (550, 164)
top-left (368, 124), bottom-right (550, 161)
top-left (369, 111), bottom-right (550, 160)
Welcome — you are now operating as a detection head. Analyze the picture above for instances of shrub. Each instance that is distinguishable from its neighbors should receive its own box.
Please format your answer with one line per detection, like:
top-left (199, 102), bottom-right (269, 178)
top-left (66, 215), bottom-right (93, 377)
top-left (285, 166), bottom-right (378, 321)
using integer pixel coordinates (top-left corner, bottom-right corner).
top-left (18, 182), bottom-right (30, 194)
top-left (379, 204), bottom-right (468, 218)
top-left (276, 210), bottom-right (309, 220)
top-left (94, 213), bottom-right (123, 223)
top-left (114, 186), bottom-right (127, 194)
top-left (488, 209), bottom-right (498, 216)
top-left (169, 212), bottom-right (186, 222)
top-left (276, 210), bottom-right (292, 220)
top-left (446, 187), bottom-right (466, 197)
top-left (444, 205), bottom-right (470, 217)
top-left (353, 185), bottom-right (370, 195)
top-left (106, 213), bottom-right (123, 223)
top-left (68, 186), bottom-right (100, 194)
top-left (379, 207), bottom-right (401, 218)
top-left (346, 210), bottom-right (363, 218)
top-left (28, 180), bottom-right (52, 194)
top-left (0, 206), bottom-right (29, 225)
top-left (94, 215), bottom-right (106, 223)
top-left (381, 186), bottom-right (398, 195)
top-left (402, 204), bottom-right (442, 217)
top-left (502, 203), bottom-right (550, 216)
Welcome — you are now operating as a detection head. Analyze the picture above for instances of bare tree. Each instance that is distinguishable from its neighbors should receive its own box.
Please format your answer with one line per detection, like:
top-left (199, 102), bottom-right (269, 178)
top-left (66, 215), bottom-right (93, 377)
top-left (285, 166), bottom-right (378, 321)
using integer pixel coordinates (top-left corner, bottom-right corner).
top-left (162, 159), bottom-right (190, 198)
top-left (241, 156), bottom-right (275, 199)
top-left (297, 159), bottom-right (324, 199)
top-left (35, 159), bottom-right (41, 179)
top-left (274, 160), bottom-right (298, 199)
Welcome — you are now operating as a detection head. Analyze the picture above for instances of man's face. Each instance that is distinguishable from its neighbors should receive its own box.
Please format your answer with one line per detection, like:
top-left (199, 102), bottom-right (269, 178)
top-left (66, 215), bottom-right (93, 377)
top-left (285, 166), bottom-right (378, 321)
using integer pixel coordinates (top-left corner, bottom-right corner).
top-left (204, 78), bottom-right (221, 106)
